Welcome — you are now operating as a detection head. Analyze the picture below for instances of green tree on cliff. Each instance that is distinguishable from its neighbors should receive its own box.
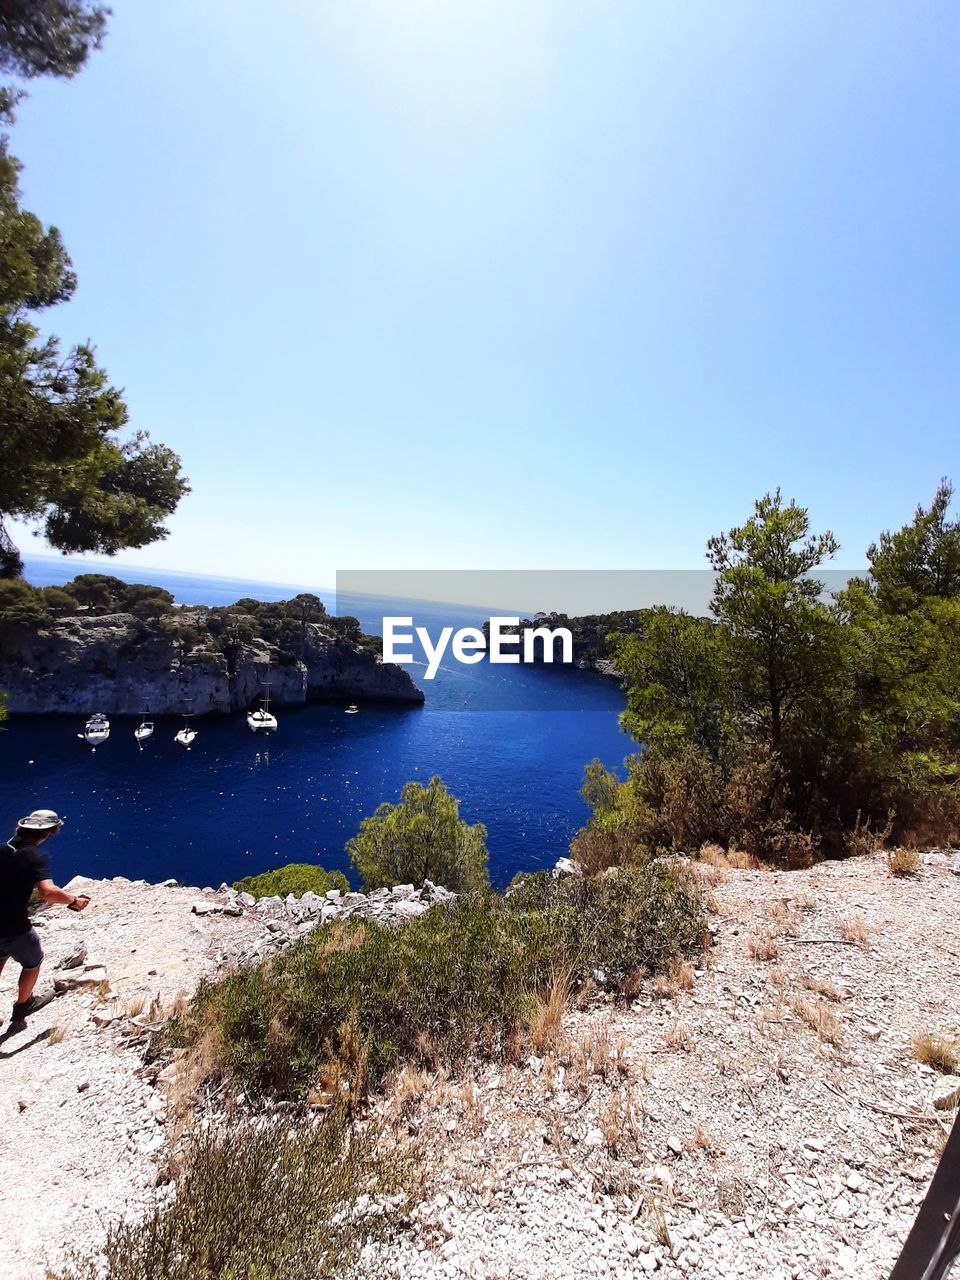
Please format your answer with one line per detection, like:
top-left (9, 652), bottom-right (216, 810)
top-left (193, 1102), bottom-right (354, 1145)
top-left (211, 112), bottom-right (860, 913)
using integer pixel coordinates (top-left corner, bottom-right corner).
top-left (0, 3), bottom-right (188, 578)
top-left (347, 776), bottom-right (489, 892)
top-left (707, 490), bottom-right (841, 752)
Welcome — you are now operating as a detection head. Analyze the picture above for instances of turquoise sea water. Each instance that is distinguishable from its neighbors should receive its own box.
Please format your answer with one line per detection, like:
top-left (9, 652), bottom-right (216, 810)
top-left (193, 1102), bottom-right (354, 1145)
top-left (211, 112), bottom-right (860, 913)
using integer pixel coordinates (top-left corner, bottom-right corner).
top-left (0, 558), bottom-right (629, 889)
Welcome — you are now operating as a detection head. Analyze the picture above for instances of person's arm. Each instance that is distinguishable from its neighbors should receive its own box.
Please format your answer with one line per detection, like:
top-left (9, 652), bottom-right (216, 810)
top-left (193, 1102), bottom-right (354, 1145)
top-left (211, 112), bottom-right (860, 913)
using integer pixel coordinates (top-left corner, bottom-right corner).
top-left (36, 880), bottom-right (90, 910)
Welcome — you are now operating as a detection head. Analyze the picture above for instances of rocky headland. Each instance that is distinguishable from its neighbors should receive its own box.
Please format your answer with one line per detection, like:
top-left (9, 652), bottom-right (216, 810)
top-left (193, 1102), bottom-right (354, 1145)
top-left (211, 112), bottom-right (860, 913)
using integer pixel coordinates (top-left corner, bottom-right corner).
top-left (0, 596), bottom-right (424, 715)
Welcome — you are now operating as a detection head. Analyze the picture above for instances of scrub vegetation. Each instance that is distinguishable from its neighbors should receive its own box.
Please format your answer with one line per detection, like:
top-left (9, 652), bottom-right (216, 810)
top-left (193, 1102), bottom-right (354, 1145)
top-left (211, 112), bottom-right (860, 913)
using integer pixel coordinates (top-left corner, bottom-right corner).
top-left (176, 860), bottom-right (704, 1103)
top-left (232, 863), bottom-right (350, 899)
top-left (53, 1109), bottom-right (415, 1280)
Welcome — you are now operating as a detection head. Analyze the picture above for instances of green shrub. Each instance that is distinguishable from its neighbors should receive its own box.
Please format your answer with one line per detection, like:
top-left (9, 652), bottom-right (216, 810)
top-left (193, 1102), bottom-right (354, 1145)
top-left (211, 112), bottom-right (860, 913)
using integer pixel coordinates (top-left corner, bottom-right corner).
top-left (53, 1110), bottom-right (414, 1280)
top-left (186, 863), bottom-right (704, 1100)
top-left (233, 863), bottom-right (350, 899)
top-left (347, 775), bottom-right (489, 892)
top-left (572, 744), bottom-right (820, 869)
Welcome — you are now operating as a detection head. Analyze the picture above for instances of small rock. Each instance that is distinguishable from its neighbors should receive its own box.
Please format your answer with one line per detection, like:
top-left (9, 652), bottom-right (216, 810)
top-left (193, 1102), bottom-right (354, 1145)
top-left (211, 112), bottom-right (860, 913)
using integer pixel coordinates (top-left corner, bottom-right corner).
top-left (56, 945), bottom-right (88, 971)
top-left (552, 857), bottom-right (583, 879)
top-left (54, 965), bottom-right (107, 992)
top-left (391, 899), bottom-right (428, 919)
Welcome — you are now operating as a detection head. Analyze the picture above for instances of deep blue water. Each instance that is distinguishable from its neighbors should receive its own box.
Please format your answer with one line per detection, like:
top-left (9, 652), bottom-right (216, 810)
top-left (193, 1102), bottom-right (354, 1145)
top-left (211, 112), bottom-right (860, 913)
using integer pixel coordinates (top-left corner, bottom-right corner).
top-left (0, 558), bottom-right (630, 889)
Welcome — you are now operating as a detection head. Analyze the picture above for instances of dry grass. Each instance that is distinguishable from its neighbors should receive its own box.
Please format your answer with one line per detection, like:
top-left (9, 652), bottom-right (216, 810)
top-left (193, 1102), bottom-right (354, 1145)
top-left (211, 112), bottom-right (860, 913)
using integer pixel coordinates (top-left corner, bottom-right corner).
top-left (645, 1195), bottom-right (672, 1248)
top-left (846, 809), bottom-right (895, 858)
top-left (651, 958), bottom-right (696, 1000)
top-left (560, 1021), bottom-right (632, 1094)
top-left (887, 848), bottom-right (921, 878)
top-left (670, 958), bottom-right (695, 990)
top-left (123, 993), bottom-right (148, 1019)
top-left (696, 864), bottom-right (727, 887)
top-left (619, 967), bottom-right (648, 1001)
top-left (747, 929), bottom-right (780, 962)
top-left (839, 915), bottom-right (872, 948)
top-left (695, 846), bottom-right (728, 886)
top-left (526, 970), bottom-right (570, 1052)
top-left (662, 1020), bottom-right (694, 1053)
top-left (686, 1123), bottom-right (722, 1155)
top-left (789, 995), bottom-right (844, 1047)
top-left (698, 843), bottom-right (728, 867)
top-left (798, 972), bottom-right (842, 1003)
top-left (726, 848), bottom-right (761, 870)
top-left (913, 1032), bottom-right (960, 1076)
top-left (598, 1087), bottom-right (641, 1153)
top-left (792, 892), bottom-right (817, 912)
top-left (383, 1063), bottom-right (439, 1119)
top-left (716, 1174), bottom-right (752, 1217)
top-left (47, 1023), bottom-right (70, 1045)
top-left (769, 902), bottom-right (802, 937)
top-left (160, 1008), bottom-right (228, 1128)
top-left (698, 843), bottom-right (760, 872)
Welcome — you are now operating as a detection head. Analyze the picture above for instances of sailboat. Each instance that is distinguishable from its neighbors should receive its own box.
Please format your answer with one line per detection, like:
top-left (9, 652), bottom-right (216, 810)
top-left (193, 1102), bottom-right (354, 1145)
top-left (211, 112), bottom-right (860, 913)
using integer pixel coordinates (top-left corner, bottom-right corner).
top-left (79, 713), bottom-right (110, 746)
top-left (247, 664), bottom-right (278, 734)
top-left (175, 712), bottom-right (197, 749)
top-left (134, 709), bottom-right (154, 747)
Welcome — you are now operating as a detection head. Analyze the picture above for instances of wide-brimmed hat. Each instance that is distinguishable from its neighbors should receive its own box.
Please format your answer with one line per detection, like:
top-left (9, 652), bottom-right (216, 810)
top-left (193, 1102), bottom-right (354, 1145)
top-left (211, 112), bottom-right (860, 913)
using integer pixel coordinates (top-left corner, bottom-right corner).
top-left (17, 809), bottom-right (66, 831)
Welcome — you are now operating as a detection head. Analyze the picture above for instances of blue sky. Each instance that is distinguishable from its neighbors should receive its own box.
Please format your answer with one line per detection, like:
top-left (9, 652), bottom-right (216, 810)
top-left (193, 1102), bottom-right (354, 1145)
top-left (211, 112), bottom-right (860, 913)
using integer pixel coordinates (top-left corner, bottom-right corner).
top-left (9, 0), bottom-right (958, 587)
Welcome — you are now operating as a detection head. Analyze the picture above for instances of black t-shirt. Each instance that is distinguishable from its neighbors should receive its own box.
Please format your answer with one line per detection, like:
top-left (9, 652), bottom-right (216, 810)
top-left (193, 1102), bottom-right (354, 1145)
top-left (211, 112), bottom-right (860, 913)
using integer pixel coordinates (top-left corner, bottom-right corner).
top-left (0, 836), bottom-right (52, 935)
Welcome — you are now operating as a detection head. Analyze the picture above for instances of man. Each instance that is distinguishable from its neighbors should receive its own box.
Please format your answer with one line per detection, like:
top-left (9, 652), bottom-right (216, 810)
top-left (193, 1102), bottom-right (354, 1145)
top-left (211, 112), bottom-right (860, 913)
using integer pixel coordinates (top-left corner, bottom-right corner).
top-left (1, 810), bottom-right (89, 1033)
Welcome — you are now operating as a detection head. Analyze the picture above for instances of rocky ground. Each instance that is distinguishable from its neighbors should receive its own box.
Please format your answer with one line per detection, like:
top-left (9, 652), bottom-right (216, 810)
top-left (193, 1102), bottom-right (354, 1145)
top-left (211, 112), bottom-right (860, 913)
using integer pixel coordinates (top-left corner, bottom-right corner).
top-left (1, 852), bottom-right (958, 1279)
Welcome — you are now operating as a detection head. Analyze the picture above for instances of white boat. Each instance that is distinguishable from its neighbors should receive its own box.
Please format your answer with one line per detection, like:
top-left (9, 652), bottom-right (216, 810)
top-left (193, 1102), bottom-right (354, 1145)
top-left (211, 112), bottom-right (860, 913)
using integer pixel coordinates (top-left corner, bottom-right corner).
top-left (247, 665), bottom-right (277, 734)
top-left (134, 710), bottom-right (154, 746)
top-left (247, 708), bottom-right (278, 733)
top-left (345, 704), bottom-right (359, 715)
top-left (79, 713), bottom-right (110, 746)
top-left (175, 713), bottom-right (197, 749)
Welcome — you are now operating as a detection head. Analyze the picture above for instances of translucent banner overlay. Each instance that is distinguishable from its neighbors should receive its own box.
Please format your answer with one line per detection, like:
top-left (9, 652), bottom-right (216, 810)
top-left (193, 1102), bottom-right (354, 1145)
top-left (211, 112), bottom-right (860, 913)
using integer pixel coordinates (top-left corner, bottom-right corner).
top-left (334, 569), bottom-right (866, 713)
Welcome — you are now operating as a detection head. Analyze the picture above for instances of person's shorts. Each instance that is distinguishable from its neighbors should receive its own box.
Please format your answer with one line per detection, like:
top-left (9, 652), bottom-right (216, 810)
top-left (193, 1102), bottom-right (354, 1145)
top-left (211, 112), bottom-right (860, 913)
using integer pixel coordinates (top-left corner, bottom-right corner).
top-left (0, 928), bottom-right (43, 969)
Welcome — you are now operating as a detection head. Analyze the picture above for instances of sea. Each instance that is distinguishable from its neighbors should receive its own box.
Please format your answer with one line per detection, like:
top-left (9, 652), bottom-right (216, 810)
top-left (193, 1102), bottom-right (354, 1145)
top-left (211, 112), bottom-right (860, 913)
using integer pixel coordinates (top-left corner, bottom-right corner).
top-left (0, 557), bottom-right (630, 890)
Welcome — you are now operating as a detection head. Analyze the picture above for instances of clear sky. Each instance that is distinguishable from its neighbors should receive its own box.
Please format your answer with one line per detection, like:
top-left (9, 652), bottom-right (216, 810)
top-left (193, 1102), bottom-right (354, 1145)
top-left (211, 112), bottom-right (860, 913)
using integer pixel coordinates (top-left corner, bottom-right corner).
top-left (9, 0), bottom-right (959, 587)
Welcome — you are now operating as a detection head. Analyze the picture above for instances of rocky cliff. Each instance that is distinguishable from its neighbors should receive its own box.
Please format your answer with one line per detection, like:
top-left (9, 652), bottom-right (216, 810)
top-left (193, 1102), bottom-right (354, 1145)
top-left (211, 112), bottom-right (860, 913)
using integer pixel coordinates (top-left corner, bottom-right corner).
top-left (0, 611), bottom-right (424, 714)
